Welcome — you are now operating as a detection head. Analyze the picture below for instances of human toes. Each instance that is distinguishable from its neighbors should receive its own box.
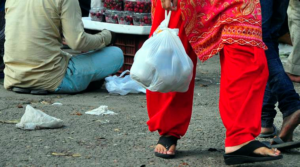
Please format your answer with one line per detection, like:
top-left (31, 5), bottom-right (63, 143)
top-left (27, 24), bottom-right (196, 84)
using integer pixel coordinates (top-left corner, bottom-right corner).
top-left (254, 147), bottom-right (281, 156)
top-left (166, 150), bottom-right (175, 155)
top-left (166, 145), bottom-right (176, 155)
top-left (155, 144), bottom-right (167, 154)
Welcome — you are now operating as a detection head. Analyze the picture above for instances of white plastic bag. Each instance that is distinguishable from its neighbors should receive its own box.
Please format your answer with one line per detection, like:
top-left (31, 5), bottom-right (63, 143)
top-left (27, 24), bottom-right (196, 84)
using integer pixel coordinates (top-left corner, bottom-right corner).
top-left (16, 105), bottom-right (64, 130)
top-left (105, 70), bottom-right (146, 95)
top-left (85, 105), bottom-right (117, 116)
top-left (130, 11), bottom-right (194, 93)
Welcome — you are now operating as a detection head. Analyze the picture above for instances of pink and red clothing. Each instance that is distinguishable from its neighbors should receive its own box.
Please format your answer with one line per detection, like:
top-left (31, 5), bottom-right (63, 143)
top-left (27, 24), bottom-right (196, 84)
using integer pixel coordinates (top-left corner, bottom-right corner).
top-left (147, 0), bottom-right (268, 147)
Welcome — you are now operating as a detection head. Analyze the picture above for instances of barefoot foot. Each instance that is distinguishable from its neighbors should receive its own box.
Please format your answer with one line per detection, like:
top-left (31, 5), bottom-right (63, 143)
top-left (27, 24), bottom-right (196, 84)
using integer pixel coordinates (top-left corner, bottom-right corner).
top-left (278, 109), bottom-right (300, 142)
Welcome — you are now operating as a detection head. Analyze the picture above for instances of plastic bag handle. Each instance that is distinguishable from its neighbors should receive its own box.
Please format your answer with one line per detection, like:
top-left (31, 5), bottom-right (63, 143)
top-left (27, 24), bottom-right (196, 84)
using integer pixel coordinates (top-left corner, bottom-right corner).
top-left (119, 70), bottom-right (130, 77)
top-left (164, 10), bottom-right (172, 27)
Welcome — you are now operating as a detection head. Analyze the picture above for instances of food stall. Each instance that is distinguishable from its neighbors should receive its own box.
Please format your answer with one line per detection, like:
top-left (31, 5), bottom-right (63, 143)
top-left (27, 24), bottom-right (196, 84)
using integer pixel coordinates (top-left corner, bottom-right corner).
top-left (82, 0), bottom-right (152, 74)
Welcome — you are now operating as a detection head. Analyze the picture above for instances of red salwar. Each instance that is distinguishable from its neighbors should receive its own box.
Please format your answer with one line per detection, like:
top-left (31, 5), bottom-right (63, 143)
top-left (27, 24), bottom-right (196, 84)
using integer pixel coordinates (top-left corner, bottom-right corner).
top-left (146, 0), bottom-right (269, 147)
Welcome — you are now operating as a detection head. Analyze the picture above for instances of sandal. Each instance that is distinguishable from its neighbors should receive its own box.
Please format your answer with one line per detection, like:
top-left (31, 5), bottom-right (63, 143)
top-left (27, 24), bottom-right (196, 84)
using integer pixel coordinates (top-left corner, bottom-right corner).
top-left (154, 136), bottom-right (178, 159)
top-left (270, 136), bottom-right (300, 150)
top-left (258, 124), bottom-right (278, 138)
top-left (224, 140), bottom-right (283, 165)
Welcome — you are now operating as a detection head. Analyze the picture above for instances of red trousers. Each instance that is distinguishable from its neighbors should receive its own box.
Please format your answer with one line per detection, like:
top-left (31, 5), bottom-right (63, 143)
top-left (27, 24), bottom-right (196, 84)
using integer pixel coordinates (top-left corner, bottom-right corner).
top-left (146, 0), bottom-right (269, 147)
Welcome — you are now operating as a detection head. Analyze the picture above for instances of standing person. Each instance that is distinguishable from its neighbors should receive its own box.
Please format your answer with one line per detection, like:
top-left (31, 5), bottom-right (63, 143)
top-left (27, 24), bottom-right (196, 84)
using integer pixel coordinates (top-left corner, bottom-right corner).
top-left (286, 0), bottom-right (300, 82)
top-left (0, 0), bottom-right (5, 67)
top-left (147, 0), bottom-right (282, 165)
top-left (78, 0), bottom-right (91, 17)
top-left (4, 0), bottom-right (123, 95)
top-left (259, 0), bottom-right (300, 150)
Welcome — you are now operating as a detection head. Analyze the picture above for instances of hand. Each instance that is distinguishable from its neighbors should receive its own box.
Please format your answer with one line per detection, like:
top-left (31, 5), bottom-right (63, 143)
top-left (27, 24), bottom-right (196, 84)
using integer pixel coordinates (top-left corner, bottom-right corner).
top-left (161, 0), bottom-right (178, 11)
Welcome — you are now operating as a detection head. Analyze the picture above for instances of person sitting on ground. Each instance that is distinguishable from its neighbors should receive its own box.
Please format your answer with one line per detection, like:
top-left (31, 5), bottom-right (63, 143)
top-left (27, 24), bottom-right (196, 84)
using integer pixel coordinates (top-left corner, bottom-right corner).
top-left (3, 0), bottom-right (124, 95)
top-left (285, 0), bottom-right (300, 82)
top-left (259, 0), bottom-right (300, 150)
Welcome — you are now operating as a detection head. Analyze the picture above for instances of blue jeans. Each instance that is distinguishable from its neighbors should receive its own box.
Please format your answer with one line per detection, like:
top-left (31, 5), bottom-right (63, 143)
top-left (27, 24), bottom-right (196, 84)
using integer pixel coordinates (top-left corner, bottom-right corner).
top-left (55, 46), bottom-right (124, 93)
top-left (260, 0), bottom-right (300, 128)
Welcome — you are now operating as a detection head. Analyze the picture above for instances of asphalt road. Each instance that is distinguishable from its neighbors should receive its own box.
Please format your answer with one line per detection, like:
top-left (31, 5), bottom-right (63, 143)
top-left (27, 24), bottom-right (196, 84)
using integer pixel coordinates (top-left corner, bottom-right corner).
top-left (1, 56), bottom-right (300, 167)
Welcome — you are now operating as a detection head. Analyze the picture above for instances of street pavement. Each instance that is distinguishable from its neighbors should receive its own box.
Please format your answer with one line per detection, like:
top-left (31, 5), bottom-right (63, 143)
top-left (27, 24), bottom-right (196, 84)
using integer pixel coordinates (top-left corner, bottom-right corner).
top-left (0, 56), bottom-right (300, 167)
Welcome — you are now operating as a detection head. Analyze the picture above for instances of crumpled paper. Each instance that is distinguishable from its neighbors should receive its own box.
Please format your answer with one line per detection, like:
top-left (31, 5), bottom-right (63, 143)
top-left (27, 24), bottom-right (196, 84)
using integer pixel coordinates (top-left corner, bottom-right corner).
top-left (85, 105), bottom-right (117, 116)
top-left (16, 105), bottom-right (64, 130)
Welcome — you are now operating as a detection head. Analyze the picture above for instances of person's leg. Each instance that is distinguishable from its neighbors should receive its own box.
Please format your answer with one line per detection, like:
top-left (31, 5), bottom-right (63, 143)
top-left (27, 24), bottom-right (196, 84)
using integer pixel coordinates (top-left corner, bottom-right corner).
top-left (261, 83), bottom-right (277, 133)
top-left (259, 0), bottom-right (278, 133)
top-left (260, 0), bottom-right (300, 137)
top-left (220, 44), bottom-right (269, 147)
top-left (0, 9), bottom-right (5, 68)
top-left (220, 44), bottom-right (281, 159)
top-left (277, 17), bottom-right (292, 45)
top-left (286, 0), bottom-right (300, 82)
top-left (55, 46), bottom-right (123, 93)
top-left (269, 0), bottom-right (290, 40)
top-left (146, 0), bottom-right (197, 157)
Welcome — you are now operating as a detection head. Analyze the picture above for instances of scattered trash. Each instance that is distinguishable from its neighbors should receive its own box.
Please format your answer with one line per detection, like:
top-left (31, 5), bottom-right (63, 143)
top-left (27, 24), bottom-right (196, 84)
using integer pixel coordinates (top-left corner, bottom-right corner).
top-left (71, 112), bottom-right (82, 116)
top-left (87, 119), bottom-right (110, 125)
top-left (105, 70), bottom-right (146, 95)
top-left (202, 79), bottom-right (213, 83)
top-left (41, 101), bottom-right (51, 105)
top-left (179, 162), bottom-right (189, 166)
top-left (72, 153), bottom-right (81, 157)
top-left (52, 102), bottom-right (63, 106)
top-left (51, 152), bottom-right (66, 156)
top-left (17, 104), bottom-right (23, 108)
top-left (200, 84), bottom-right (208, 87)
top-left (96, 137), bottom-right (106, 140)
top-left (94, 119), bottom-right (110, 124)
top-left (0, 120), bottom-right (19, 124)
top-left (51, 152), bottom-right (81, 157)
top-left (85, 105), bottom-right (117, 116)
top-left (16, 105), bottom-right (64, 130)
